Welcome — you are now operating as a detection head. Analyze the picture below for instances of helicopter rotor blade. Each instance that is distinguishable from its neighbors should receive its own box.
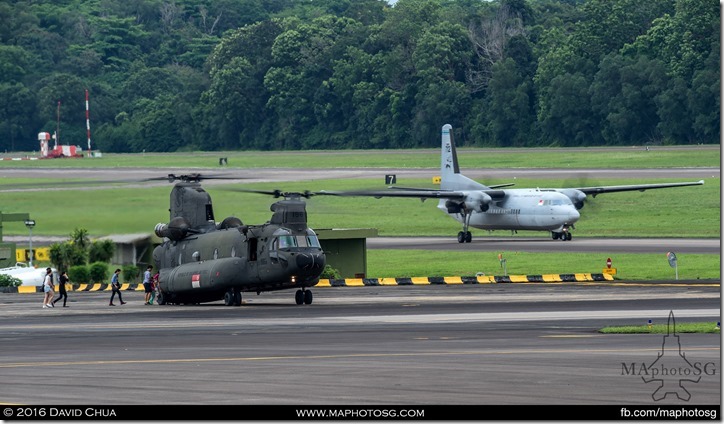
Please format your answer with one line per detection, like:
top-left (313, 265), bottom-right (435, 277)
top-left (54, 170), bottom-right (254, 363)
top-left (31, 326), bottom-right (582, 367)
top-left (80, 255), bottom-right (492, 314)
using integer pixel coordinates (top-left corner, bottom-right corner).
top-left (0, 172), bottom-right (249, 192)
top-left (219, 187), bottom-right (317, 199)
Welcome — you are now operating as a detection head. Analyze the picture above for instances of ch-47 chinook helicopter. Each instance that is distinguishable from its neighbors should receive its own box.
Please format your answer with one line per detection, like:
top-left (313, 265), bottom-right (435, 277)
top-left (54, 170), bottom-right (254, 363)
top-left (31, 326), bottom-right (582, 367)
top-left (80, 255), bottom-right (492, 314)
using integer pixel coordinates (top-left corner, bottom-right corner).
top-left (151, 174), bottom-right (326, 306)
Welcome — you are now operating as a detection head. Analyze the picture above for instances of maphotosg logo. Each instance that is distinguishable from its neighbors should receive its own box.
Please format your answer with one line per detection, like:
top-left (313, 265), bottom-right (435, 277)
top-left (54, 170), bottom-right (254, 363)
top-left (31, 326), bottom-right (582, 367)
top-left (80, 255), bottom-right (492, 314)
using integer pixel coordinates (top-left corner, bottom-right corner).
top-left (621, 311), bottom-right (717, 401)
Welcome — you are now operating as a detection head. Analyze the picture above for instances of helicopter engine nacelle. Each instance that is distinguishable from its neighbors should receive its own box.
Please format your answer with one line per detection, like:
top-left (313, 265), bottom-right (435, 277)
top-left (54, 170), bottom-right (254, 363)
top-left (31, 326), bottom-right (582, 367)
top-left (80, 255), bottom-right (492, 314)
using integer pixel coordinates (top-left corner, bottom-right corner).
top-left (462, 191), bottom-right (492, 213)
top-left (217, 216), bottom-right (243, 230)
top-left (155, 216), bottom-right (192, 241)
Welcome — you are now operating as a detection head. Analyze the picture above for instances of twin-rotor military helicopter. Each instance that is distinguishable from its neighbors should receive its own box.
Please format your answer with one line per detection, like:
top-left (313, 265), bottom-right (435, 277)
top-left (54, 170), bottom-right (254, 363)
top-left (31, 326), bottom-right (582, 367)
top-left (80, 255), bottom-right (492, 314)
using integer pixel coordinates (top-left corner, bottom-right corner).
top-left (150, 173), bottom-right (325, 307)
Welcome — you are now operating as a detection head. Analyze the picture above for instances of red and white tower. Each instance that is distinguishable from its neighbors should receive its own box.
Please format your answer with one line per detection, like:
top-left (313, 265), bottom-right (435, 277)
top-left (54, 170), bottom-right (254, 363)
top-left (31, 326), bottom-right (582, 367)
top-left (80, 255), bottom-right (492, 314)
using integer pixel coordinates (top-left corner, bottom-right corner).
top-left (85, 89), bottom-right (92, 153)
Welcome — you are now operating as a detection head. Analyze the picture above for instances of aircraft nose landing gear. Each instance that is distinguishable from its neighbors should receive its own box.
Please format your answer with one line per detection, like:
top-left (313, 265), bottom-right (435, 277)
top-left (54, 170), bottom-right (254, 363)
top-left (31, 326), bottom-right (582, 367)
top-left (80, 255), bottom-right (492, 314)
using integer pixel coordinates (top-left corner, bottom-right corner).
top-left (295, 289), bottom-right (313, 305)
top-left (551, 230), bottom-right (573, 241)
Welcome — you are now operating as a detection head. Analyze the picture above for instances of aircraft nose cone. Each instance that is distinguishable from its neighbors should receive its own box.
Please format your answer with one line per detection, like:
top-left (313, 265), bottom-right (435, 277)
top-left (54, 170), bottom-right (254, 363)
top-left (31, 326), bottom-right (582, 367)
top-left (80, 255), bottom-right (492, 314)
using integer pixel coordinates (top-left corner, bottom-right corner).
top-left (569, 208), bottom-right (580, 222)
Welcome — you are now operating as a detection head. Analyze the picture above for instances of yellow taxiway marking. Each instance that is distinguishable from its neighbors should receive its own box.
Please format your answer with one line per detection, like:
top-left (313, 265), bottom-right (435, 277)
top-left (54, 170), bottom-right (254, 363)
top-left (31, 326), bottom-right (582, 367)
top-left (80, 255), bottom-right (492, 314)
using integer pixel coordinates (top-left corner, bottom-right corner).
top-left (0, 347), bottom-right (717, 369)
top-left (541, 335), bottom-right (601, 338)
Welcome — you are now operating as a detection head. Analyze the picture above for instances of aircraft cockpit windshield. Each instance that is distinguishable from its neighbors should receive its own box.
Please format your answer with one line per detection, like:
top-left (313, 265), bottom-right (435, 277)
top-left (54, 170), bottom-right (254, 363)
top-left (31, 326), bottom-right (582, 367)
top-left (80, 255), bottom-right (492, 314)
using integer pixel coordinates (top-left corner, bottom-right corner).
top-left (272, 229), bottom-right (322, 250)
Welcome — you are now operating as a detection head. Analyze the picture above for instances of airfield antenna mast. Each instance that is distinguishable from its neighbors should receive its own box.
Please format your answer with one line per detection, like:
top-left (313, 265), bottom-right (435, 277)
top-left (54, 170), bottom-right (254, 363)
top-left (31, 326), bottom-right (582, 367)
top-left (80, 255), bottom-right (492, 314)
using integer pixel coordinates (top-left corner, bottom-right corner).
top-left (85, 89), bottom-right (92, 154)
top-left (55, 100), bottom-right (60, 149)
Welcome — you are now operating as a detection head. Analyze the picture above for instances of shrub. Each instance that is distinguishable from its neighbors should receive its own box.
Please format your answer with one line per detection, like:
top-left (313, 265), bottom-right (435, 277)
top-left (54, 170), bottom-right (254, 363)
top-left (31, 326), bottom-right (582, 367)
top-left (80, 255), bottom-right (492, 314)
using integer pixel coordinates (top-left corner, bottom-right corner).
top-left (89, 240), bottom-right (115, 263)
top-left (122, 265), bottom-right (140, 283)
top-left (0, 274), bottom-right (22, 287)
top-left (69, 265), bottom-right (90, 284)
top-left (89, 262), bottom-right (109, 283)
top-left (320, 265), bottom-right (342, 280)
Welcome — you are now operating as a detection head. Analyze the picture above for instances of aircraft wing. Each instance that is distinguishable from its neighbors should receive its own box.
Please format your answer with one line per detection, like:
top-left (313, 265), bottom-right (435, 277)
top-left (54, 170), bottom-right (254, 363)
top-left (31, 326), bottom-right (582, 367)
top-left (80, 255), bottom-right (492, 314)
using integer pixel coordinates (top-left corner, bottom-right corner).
top-left (317, 189), bottom-right (506, 200)
top-left (572, 180), bottom-right (704, 197)
top-left (318, 189), bottom-right (466, 200)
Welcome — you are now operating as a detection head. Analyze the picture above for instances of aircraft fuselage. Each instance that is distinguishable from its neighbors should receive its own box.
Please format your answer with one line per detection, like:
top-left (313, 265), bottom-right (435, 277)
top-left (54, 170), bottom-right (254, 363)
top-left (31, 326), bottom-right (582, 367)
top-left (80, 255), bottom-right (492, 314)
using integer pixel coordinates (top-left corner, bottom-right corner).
top-left (439, 189), bottom-right (580, 232)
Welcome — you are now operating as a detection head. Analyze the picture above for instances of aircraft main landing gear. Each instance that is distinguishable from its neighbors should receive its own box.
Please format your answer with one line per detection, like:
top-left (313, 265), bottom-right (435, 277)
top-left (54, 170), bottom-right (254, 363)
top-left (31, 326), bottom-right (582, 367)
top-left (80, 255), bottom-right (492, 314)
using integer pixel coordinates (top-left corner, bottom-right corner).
top-left (457, 231), bottom-right (472, 243)
top-left (224, 288), bottom-right (242, 306)
top-left (457, 212), bottom-right (473, 243)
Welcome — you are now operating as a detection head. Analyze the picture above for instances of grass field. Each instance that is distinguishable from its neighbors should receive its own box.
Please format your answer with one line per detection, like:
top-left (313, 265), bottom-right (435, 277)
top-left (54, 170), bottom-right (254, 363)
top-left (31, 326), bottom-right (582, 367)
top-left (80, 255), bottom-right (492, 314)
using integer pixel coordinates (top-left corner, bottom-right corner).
top-left (0, 145), bottom-right (720, 169)
top-left (599, 322), bottom-right (720, 334)
top-left (1, 147), bottom-right (720, 280)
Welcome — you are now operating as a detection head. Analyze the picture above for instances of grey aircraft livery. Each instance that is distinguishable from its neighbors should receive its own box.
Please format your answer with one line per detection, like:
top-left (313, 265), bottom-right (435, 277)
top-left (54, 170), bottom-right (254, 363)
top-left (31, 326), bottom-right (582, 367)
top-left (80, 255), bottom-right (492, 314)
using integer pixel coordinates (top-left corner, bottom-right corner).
top-left (321, 124), bottom-right (704, 243)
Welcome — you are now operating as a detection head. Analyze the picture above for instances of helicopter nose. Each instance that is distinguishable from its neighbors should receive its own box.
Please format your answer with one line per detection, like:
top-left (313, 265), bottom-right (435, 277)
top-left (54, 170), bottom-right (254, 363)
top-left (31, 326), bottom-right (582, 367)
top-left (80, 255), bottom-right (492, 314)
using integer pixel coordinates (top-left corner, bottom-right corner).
top-left (296, 252), bottom-right (325, 274)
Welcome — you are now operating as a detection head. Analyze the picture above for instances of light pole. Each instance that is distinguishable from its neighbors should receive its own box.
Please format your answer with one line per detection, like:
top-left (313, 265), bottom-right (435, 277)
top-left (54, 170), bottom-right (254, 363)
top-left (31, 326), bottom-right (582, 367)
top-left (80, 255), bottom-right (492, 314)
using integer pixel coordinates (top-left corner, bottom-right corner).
top-left (24, 219), bottom-right (35, 267)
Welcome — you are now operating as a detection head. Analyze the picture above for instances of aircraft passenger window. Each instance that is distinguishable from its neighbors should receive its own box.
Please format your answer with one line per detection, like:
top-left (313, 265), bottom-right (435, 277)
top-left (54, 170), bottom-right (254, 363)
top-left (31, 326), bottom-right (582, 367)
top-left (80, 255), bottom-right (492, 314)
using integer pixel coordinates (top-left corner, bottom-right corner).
top-left (231, 247), bottom-right (236, 257)
top-left (213, 248), bottom-right (218, 259)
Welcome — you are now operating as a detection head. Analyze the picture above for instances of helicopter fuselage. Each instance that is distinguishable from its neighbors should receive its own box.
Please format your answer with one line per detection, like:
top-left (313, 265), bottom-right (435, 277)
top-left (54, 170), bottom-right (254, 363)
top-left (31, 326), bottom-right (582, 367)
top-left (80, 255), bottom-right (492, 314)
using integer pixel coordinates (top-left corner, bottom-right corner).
top-left (153, 222), bottom-right (326, 305)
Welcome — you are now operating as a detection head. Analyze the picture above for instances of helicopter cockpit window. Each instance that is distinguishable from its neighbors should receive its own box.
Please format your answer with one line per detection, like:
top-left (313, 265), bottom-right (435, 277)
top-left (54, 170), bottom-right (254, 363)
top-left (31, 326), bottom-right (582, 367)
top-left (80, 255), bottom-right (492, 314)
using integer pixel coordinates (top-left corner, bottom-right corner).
top-left (299, 229), bottom-right (321, 248)
top-left (277, 235), bottom-right (296, 249)
top-left (271, 229), bottom-right (296, 250)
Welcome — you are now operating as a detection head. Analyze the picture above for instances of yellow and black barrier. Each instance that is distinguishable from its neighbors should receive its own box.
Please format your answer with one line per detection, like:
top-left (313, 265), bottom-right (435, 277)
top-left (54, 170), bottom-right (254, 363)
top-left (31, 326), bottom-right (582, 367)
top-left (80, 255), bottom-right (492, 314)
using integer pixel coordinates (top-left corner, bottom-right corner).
top-left (316, 273), bottom-right (614, 287)
top-left (8, 283), bottom-right (145, 293)
top-left (5, 274), bottom-right (615, 293)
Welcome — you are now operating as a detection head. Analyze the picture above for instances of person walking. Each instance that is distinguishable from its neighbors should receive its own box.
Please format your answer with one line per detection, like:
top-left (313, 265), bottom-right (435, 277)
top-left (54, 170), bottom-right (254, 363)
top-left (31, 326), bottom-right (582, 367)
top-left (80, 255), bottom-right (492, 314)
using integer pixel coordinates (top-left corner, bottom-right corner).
top-left (53, 271), bottom-right (70, 307)
top-left (42, 267), bottom-right (54, 309)
top-left (109, 268), bottom-right (126, 306)
top-left (143, 265), bottom-right (153, 305)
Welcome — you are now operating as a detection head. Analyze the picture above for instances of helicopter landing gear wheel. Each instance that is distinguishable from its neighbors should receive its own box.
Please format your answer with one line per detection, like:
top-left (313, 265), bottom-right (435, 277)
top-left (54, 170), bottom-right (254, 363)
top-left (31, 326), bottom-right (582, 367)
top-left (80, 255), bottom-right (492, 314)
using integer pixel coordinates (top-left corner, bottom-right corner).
top-left (223, 290), bottom-right (235, 306)
top-left (304, 290), bottom-right (313, 305)
top-left (295, 289), bottom-right (304, 305)
top-left (234, 290), bottom-right (242, 306)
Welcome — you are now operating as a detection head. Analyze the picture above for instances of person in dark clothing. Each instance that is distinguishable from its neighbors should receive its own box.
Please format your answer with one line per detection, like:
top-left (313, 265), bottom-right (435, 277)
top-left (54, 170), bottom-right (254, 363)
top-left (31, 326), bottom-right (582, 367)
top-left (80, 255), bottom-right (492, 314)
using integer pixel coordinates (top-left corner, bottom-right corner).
top-left (109, 268), bottom-right (126, 306)
top-left (53, 271), bottom-right (70, 307)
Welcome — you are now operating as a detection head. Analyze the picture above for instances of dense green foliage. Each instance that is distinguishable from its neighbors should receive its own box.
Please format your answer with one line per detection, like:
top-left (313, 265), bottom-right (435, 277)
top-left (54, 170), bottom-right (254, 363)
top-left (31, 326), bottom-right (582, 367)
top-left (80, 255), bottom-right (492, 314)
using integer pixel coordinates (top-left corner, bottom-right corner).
top-left (89, 261), bottom-right (110, 283)
top-left (0, 274), bottom-right (23, 287)
top-left (68, 264), bottom-right (90, 284)
top-left (1, 0), bottom-right (719, 153)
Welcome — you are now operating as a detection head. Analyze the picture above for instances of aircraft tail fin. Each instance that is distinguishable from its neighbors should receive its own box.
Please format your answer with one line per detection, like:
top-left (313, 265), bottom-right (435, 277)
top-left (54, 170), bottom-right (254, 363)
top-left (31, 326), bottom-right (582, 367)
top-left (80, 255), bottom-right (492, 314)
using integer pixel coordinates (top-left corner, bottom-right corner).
top-left (440, 124), bottom-right (487, 191)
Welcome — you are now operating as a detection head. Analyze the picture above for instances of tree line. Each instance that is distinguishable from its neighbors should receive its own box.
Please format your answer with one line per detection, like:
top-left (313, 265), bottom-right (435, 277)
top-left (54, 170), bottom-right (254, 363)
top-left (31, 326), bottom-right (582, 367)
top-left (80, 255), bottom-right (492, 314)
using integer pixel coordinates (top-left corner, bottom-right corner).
top-left (0, 0), bottom-right (719, 153)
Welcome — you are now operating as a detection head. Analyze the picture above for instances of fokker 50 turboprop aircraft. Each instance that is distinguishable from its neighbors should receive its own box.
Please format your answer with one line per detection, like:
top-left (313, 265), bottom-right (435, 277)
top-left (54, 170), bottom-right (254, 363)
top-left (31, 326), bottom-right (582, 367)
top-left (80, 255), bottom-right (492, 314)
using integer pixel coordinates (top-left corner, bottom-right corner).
top-left (320, 124), bottom-right (704, 243)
